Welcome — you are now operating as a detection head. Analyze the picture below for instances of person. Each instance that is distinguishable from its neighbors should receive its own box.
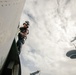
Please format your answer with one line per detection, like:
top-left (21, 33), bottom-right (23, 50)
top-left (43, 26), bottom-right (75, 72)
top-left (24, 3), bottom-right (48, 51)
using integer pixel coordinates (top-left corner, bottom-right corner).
top-left (17, 21), bottom-right (29, 53)
top-left (19, 22), bottom-right (29, 43)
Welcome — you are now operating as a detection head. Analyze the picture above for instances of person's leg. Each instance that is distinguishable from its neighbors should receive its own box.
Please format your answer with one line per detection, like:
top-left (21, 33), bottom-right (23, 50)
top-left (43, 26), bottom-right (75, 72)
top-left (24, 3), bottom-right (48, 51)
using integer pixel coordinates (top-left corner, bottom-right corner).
top-left (17, 40), bottom-right (22, 54)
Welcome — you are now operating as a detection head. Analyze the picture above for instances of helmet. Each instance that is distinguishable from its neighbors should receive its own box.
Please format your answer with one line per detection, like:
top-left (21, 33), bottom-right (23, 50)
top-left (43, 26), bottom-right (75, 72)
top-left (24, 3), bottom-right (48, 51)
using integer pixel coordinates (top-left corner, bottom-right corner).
top-left (25, 21), bottom-right (29, 25)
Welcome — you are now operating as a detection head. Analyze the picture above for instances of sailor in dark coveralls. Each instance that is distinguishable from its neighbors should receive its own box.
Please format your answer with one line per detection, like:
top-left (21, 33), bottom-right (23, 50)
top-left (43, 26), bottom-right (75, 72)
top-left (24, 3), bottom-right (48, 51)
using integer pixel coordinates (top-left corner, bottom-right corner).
top-left (17, 21), bottom-right (29, 53)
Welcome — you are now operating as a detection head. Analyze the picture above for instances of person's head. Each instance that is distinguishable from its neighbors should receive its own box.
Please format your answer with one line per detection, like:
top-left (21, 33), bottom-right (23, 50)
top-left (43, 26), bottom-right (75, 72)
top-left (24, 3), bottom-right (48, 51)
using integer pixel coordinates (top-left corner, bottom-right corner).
top-left (23, 21), bottom-right (29, 28)
top-left (23, 23), bottom-right (28, 28)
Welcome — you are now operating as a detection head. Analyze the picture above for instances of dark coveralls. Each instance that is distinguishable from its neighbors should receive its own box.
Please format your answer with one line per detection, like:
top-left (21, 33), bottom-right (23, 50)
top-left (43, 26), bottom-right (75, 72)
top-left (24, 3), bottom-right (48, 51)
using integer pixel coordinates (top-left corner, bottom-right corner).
top-left (17, 27), bottom-right (27, 53)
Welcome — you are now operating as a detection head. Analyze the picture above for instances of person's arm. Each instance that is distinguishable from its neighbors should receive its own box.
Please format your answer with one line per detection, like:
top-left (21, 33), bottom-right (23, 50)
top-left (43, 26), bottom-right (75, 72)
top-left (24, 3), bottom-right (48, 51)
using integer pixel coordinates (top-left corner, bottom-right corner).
top-left (26, 29), bottom-right (29, 34)
top-left (20, 32), bottom-right (25, 37)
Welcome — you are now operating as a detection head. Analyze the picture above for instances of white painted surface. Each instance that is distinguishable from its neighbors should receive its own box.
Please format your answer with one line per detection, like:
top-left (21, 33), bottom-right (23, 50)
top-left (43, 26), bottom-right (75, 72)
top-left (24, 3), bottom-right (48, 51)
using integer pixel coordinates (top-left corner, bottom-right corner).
top-left (0, 0), bottom-right (25, 70)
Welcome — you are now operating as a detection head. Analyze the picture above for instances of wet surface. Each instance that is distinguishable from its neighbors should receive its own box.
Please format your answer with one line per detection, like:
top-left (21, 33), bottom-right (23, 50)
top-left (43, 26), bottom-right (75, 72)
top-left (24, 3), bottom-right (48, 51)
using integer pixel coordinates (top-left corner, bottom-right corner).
top-left (20, 0), bottom-right (76, 75)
